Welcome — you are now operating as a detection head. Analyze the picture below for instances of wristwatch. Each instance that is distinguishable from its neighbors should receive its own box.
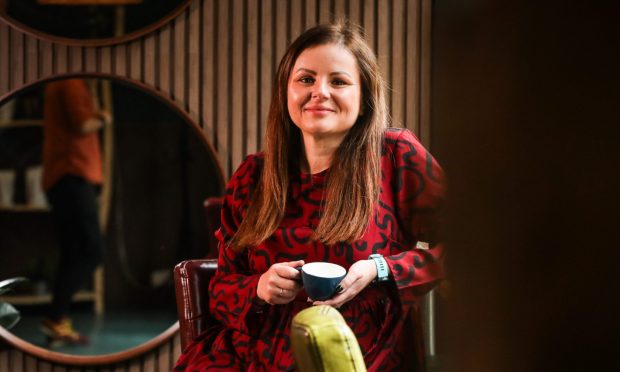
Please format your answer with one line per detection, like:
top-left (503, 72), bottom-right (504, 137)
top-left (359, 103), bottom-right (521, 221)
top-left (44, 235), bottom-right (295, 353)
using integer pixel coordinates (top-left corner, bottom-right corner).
top-left (368, 254), bottom-right (390, 283)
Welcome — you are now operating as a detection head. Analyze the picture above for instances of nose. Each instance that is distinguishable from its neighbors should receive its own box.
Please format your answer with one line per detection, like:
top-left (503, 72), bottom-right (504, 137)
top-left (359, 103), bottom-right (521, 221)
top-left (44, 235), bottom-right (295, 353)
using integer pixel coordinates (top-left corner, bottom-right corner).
top-left (311, 79), bottom-right (329, 100)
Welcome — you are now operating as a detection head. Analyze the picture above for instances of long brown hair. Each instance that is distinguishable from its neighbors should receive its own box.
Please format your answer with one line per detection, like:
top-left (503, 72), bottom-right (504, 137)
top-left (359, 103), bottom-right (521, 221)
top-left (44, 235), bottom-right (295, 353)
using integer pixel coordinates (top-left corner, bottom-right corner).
top-left (232, 21), bottom-right (388, 249)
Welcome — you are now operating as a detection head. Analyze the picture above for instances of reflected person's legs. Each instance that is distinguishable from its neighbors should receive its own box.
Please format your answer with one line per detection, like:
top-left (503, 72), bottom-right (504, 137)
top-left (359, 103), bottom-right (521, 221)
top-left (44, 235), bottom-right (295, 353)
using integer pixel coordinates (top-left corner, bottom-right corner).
top-left (43, 175), bottom-right (104, 344)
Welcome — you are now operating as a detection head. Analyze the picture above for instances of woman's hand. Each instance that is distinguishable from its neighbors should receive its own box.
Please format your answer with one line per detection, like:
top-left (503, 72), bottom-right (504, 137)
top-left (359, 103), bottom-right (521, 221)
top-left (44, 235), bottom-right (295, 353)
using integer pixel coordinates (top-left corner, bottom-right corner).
top-left (257, 260), bottom-right (304, 305)
top-left (313, 259), bottom-right (377, 308)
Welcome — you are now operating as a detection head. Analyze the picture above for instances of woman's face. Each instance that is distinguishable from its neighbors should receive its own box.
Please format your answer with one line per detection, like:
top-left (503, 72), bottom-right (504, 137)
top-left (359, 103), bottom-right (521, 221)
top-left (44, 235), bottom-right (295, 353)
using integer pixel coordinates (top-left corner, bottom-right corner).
top-left (287, 43), bottom-right (362, 142)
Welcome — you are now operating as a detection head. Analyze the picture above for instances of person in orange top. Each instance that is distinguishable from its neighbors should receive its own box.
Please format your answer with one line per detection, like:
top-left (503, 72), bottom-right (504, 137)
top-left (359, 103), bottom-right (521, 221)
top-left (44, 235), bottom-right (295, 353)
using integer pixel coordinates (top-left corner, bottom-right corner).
top-left (40, 78), bottom-right (111, 346)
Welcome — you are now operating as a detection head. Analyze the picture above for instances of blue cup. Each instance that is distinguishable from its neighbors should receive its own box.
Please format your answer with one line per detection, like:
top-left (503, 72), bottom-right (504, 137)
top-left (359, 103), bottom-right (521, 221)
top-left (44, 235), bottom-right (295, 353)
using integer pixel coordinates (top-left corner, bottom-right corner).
top-left (297, 262), bottom-right (346, 301)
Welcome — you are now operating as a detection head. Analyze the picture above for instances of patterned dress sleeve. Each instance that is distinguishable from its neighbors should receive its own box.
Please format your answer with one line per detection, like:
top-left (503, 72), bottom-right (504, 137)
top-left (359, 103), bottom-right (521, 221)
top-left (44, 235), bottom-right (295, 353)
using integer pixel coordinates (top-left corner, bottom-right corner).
top-left (384, 129), bottom-right (446, 305)
top-left (208, 154), bottom-right (265, 336)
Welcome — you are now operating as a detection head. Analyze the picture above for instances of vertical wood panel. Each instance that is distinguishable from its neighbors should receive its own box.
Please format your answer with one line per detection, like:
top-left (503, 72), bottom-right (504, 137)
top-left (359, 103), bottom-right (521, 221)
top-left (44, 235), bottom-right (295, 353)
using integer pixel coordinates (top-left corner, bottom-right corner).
top-left (172, 332), bottom-right (182, 364)
top-left (0, 349), bottom-right (8, 372)
top-left (113, 44), bottom-right (126, 77)
top-left (290, 0), bottom-right (302, 40)
top-left (40, 41), bottom-right (54, 78)
top-left (24, 354), bottom-right (37, 371)
top-left (128, 359), bottom-right (140, 372)
top-left (305, 0), bottom-right (317, 29)
top-left (129, 40), bottom-right (141, 81)
top-left (275, 0), bottom-right (288, 63)
top-left (231, 0), bottom-right (244, 167)
top-left (10, 349), bottom-right (23, 371)
top-left (187, 0), bottom-right (200, 124)
top-left (420, 0), bottom-right (431, 145)
top-left (157, 343), bottom-right (169, 371)
top-left (173, 11), bottom-right (186, 105)
top-left (377, 0), bottom-right (391, 113)
top-left (363, 0), bottom-right (375, 51)
top-left (391, 0), bottom-right (405, 128)
top-left (319, 0), bottom-right (331, 23)
top-left (0, 21), bottom-right (10, 97)
top-left (216, 0), bottom-right (230, 174)
top-left (100, 46), bottom-right (112, 74)
top-left (85, 48), bottom-right (97, 72)
top-left (143, 34), bottom-right (156, 87)
top-left (158, 24), bottom-right (171, 94)
top-left (246, 0), bottom-right (259, 154)
top-left (348, 0), bottom-right (361, 25)
top-left (143, 353), bottom-right (155, 372)
top-left (25, 37), bottom-right (38, 82)
top-left (259, 0), bottom-right (273, 151)
top-left (39, 360), bottom-right (53, 372)
top-left (334, 0), bottom-right (346, 20)
top-left (202, 0), bottom-right (216, 146)
top-left (69, 46), bottom-right (83, 72)
top-left (10, 28), bottom-right (24, 90)
top-left (406, 0), bottom-right (420, 134)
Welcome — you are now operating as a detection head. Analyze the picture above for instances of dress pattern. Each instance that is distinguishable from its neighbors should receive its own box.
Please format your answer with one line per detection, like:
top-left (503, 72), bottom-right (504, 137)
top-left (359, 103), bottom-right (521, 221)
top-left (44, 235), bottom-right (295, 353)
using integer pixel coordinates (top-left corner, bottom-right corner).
top-left (174, 128), bottom-right (445, 371)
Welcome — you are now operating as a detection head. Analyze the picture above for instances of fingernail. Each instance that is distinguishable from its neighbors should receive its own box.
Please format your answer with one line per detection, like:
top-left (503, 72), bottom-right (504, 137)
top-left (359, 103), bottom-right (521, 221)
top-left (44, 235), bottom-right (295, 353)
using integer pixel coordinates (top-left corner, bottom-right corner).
top-left (335, 285), bottom-right (343, 293)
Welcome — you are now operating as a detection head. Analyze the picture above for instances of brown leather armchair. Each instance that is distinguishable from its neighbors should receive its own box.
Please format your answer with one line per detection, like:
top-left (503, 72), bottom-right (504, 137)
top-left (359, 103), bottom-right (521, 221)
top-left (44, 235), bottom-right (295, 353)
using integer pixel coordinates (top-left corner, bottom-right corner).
top-left (173, 258), bottom-right (218, 350)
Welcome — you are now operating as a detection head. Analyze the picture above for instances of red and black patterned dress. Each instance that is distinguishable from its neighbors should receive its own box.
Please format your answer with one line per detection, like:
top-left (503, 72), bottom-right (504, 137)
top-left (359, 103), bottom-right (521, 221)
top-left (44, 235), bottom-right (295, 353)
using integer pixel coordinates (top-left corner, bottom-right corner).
top-left (174, 128), bottom-right (445, 371)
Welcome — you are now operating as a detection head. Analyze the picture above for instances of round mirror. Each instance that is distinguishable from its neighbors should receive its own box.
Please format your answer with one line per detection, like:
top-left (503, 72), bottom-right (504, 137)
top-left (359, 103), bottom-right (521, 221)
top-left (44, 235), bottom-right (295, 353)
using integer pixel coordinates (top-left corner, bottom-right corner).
top-left (0, 0), bottom-right (192, 46)
top-left (0, 75), bottom-right (224, 355)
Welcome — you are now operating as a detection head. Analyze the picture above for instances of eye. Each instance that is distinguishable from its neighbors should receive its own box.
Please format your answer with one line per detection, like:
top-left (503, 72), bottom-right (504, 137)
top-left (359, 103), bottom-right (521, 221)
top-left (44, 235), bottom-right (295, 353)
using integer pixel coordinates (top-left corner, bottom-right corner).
top-left (298, 76), bottom-right (315, 84)
top-left (331, 79), bottom-right (348, 86)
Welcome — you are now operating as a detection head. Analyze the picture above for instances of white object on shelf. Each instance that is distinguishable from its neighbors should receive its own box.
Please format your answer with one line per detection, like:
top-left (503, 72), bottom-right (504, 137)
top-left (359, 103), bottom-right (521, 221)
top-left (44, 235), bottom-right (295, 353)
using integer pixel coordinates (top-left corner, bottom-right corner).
top-left (26, 166), bottom-right (48, 208)
top-left (0, 170), bottom-right (15, 207)
top-left (0, 100), bottom-right (16, 125)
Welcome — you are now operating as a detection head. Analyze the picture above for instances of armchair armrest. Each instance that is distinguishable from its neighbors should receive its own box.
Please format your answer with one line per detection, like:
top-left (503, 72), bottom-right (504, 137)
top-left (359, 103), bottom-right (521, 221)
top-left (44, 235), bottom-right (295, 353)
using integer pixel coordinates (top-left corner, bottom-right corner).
top-left (173, 259), bottom-right (218, 350)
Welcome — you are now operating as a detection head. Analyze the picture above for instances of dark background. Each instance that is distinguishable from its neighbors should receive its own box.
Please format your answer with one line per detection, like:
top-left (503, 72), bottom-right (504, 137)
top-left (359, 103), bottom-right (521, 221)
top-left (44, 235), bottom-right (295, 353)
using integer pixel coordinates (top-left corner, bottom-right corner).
top-left (431, 0), bottom-right (619, 370)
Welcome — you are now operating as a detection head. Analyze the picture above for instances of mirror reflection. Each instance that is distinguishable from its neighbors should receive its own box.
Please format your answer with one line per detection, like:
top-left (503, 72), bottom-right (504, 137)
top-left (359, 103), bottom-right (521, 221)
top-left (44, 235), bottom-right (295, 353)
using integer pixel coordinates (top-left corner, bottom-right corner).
top-left (0, 77), bottom-right (223, 355)
top-left (0, 0), bottom-right (188, 41)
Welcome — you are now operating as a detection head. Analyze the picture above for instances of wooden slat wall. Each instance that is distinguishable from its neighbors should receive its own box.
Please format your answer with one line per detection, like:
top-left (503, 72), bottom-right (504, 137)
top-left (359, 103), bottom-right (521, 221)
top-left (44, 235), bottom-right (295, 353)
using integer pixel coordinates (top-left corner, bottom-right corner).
top-left (0, 0), bottom-right (431, 178)
top-left (0, 333), bottom-right (181, 372)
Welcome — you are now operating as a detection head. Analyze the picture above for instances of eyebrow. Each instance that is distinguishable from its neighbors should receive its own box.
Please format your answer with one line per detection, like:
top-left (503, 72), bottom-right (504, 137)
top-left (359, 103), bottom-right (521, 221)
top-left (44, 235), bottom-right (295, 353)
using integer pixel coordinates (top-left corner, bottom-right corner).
top-left (294, 68), bottom-right (353, 78)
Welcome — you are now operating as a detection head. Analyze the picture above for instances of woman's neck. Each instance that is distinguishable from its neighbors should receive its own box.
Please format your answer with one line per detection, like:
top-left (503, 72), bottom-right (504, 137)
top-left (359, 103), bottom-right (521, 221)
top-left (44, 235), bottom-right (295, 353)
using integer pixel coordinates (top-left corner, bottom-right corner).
top-left (300, 133), bottom-right (344, 174)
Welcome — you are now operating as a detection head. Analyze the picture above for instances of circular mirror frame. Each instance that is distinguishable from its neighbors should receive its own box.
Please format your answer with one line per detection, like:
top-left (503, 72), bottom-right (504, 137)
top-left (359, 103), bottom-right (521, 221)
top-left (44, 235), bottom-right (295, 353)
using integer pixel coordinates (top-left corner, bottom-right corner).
top-left (0, 72), bottom-right (225, 365)
top-left (0, 0), bottom-right (193, 47)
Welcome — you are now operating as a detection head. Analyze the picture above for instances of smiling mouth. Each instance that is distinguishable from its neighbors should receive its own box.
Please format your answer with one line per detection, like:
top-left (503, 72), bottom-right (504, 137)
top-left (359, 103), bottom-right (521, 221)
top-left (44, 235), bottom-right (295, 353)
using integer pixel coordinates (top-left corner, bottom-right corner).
top-left (304, 107), bottom-right (334, 113)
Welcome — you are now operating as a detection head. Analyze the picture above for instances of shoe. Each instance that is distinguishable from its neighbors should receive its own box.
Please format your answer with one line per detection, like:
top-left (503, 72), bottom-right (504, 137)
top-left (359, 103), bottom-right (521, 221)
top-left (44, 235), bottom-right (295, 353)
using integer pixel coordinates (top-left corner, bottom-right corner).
top-left (41, 317), bottom-right (89, 347)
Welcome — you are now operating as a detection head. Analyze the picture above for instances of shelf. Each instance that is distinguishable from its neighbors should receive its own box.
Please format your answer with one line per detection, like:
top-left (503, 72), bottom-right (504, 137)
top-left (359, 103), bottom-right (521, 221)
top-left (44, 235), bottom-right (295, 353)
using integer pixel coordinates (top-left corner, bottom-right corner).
top-left (0, 268), bottom-right (104, 314)
top-left (0, 290), bottom-right (97, 305)
top-left (0, 205), bottom-right (50, 212)
top-left (0, 119), bottom-right (43, 128)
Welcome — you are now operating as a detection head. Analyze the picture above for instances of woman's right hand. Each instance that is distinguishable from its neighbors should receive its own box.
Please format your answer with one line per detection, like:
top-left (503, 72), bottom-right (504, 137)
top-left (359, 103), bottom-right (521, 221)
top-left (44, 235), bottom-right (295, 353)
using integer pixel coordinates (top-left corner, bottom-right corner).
top-left (257, 260), bottom-right (304, 305)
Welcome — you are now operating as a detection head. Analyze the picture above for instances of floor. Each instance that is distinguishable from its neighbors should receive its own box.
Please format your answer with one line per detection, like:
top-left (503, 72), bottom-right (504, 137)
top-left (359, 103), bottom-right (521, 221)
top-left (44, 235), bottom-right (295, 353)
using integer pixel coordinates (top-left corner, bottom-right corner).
top-left (10, 306), bottom-right (178, 355)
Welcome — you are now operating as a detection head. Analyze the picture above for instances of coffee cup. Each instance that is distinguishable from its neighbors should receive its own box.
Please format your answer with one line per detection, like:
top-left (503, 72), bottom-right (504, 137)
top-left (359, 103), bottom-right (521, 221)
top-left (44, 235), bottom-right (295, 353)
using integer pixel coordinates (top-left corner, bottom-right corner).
top-left (296, 262), bottom-right (346, 301)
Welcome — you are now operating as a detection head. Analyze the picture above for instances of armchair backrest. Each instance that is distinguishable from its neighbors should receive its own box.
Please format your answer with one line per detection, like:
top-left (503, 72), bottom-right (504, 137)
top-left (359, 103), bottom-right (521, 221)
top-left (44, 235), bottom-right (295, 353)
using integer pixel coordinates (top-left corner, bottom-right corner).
top-left (173, 259), bottom-right (218, 350)
top-left (203, 197), bottom-right (223, 258)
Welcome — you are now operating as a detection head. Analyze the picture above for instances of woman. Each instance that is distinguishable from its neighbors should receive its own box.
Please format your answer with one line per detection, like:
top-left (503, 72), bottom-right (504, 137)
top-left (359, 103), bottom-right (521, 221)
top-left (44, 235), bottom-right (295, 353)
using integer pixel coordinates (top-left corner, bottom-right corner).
top-left (175, 21), bottom-right (445, 371)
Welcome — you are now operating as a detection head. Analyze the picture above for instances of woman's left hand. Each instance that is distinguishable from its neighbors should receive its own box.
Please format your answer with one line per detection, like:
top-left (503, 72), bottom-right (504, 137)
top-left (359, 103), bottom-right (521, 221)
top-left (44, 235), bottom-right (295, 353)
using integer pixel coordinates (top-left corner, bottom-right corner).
top-left (312, 259), bottom-right (377, 308)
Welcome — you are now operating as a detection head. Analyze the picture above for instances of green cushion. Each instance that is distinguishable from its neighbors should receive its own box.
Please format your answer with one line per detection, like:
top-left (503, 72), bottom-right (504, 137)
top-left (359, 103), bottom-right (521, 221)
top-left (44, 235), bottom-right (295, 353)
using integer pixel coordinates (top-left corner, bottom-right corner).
top-left (291, 305), bottom-right (367, 372)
